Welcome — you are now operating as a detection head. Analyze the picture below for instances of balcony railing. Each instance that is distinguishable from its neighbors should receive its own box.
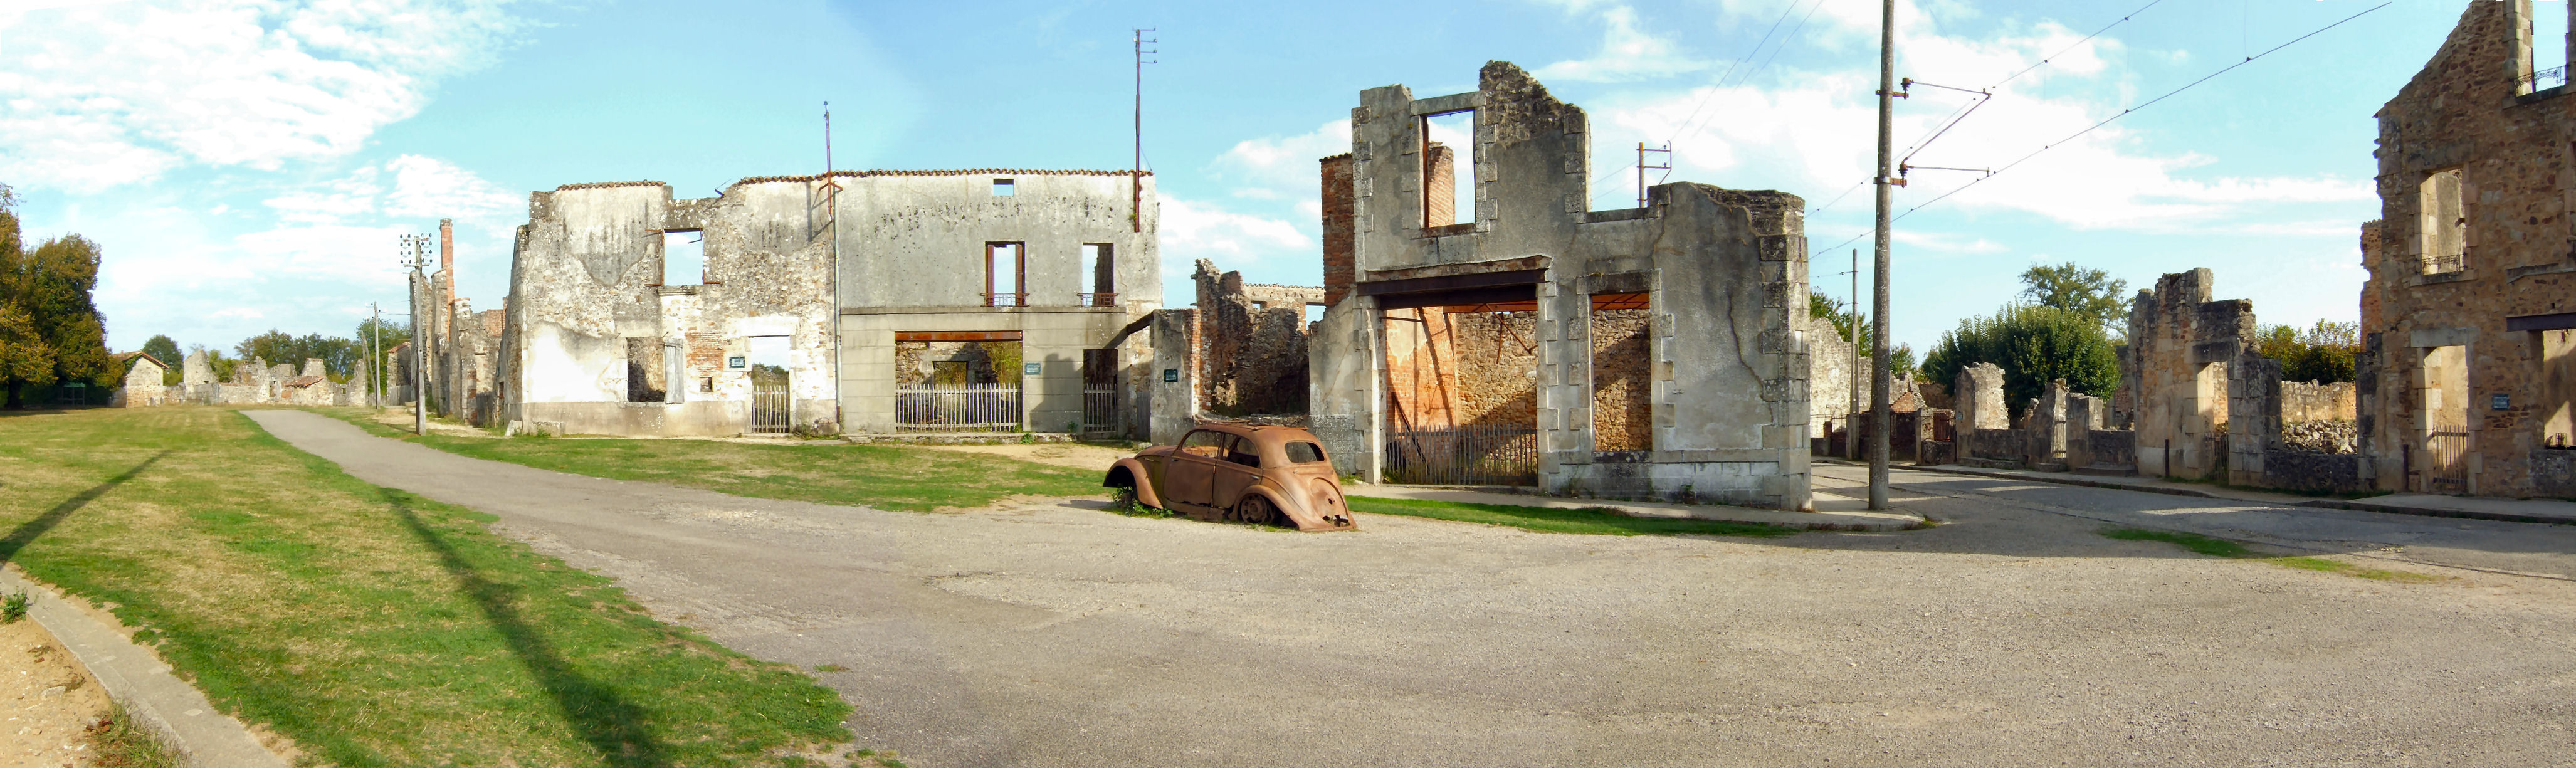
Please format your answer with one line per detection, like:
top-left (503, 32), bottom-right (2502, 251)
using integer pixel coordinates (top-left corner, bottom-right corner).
top-left (1078, 292), bottom-right (1118, 307)
top-left (2521, 65), bottom-right (2569, 90)
top-left (981, 292), bottom-right (1028, 307)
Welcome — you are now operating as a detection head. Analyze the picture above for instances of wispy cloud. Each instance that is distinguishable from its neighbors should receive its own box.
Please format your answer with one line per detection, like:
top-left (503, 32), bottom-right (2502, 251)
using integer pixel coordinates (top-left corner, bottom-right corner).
top-left (1533, 4), bottom-right (1715, 83)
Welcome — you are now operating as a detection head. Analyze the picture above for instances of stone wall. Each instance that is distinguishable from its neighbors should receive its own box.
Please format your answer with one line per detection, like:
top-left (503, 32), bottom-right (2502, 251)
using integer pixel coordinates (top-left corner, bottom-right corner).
top-left (1590, 307), bottom-right (1653, 451)
top-left (2126, 269), bottom-right (2256, 480)
top-left (2357, 0), bottom-right (2576, 497)
top-left (1953, 363), bottom-right (2007, 431)
top-left (2281, 381), bottom-right (2357, 423)
top-left (1193, 260), bottom-right (1316, 416)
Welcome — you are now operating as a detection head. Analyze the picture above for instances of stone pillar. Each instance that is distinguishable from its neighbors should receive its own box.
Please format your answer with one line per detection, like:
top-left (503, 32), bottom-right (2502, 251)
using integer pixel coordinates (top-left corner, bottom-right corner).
top-left (1955, 362), bottom-right (2008, 430)
top-left (1149, 308), bottom-right (1197, 445)
top-left (2228, 349), bottom-right (2283, 487)
top-left (2066, 392), bottom-right (2102, 470)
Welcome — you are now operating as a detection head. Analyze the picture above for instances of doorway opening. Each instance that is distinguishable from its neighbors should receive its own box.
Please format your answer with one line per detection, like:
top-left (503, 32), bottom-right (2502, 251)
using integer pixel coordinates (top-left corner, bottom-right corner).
top-left (748, 335), bottom-right (792, 434)
top-left (1381, 302), bottom-right (1538, 485)
top-left (894, 331), bottom-right (1024, 431)
top-left (2418, 344), bottom-right (2471, 492)
top-left (1589, 293), bottom-right (1653, 453)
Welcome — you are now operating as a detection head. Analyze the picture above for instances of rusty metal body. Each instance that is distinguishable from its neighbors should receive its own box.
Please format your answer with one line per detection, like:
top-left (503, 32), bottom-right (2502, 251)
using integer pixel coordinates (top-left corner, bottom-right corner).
top-left (1103, 423), bottom-right (1356, 531)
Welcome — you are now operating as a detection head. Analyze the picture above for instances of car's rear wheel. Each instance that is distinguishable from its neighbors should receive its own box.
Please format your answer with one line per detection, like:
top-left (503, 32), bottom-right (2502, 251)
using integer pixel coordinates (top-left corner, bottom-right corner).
top-left (1235, 495), bottom-right (1280, 527)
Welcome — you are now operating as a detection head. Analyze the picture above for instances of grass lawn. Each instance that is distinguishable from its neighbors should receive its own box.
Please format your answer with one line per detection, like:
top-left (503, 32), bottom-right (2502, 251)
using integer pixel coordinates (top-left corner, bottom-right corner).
top-left (1346, 495), bottom-right (1797, 537)
top-left (325, 409), bottom-right (1102, 513)
top-left (2100, 527), bottom-right (2439, 582)
top-left (0, 407), bottom-right (854, 767)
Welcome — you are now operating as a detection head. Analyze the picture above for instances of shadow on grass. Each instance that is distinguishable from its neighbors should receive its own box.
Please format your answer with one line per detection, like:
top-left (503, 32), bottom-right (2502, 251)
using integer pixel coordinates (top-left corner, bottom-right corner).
top-left (0, 451), bottom-right (169, 565)
top-left (377, 488), bottom-right (671, 767)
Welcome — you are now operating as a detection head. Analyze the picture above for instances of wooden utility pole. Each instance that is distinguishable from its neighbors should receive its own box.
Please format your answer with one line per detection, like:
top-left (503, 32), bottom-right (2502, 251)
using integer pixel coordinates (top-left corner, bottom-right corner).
top-left (1868, 0), bottom-right (1896, 510)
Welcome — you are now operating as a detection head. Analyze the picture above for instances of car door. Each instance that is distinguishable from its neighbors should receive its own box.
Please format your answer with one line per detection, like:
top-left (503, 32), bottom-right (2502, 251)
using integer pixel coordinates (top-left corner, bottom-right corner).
top-left (1210, 434), bottom-right (1266, 512)
top-left (1167, 429), bottom-right (1227, 510)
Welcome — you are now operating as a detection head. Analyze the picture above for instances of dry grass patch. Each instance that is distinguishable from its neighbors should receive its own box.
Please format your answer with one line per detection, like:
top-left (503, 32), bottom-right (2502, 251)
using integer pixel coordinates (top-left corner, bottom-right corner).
top-left (0, 407), bottom-right (851, 767)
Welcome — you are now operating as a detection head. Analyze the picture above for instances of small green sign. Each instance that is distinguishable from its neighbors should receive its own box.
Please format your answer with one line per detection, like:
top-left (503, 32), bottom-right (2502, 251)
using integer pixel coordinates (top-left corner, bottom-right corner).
top-left (1162, 368), bottom-right (1179, 382)
top-left (1024, 362), bottom-right (1043, 376)
top-left (727, 356), bottom-right (747, 369)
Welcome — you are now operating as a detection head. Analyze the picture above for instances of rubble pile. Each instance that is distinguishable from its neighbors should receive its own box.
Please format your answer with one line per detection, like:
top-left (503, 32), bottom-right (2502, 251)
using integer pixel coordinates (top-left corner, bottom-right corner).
top-left (2279, 419), bottom-right (2358, 455)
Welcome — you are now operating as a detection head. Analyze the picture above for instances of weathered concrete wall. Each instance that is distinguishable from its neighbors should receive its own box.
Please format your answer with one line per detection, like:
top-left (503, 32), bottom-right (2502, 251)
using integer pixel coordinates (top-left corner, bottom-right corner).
top-left (1806, 316), bottom-right (1871, 434)
top-left (2358, 0), bottom-right (2576, 497)
top-left (1307, 61), bottom-right (1811, 508)
top-left (2281, 381), bottom-right (2357, 423)
top-left (1149, 308), bottom-right (1197, 445)
top-left (503, 169), bottom-right (1160, 437)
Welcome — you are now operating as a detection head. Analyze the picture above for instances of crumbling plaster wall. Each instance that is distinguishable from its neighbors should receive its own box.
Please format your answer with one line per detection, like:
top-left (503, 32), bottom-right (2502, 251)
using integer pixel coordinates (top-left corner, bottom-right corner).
top-left (2357, 0), bottom-right (2576, 497)
top-left (829, 171), bottom-right (1159, 435)
top-left (1306, 61), bottom-right (1810, 509)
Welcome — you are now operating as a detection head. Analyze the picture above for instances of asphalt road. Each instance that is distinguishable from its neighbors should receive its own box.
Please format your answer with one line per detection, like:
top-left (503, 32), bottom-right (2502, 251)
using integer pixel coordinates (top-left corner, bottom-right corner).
top-left (246, 411), bottom-right (2576, 767)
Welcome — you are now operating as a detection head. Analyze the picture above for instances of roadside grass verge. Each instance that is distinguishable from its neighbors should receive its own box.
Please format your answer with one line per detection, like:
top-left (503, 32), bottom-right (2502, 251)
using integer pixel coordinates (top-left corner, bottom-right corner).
top-left (1347, 496), bottom-right (1797, 537)
top-left (320, 408), bottom-right (1103, 512)
top-left (0, 407), bottom-right (852, 766)
top-left (2099, 527), bottom-right (2439, 582)
top-left (82, 702), bottom-right (180, 768)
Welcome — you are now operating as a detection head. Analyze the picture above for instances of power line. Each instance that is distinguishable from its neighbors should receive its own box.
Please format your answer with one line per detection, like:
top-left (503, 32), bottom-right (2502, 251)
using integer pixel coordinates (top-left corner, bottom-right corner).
top-left (1990, 0), bottom-right (2165, 90)
top-left (1595, 0), bottom-right (1824, 209)
top-left (1809, 1), bottom-right (2390, 255)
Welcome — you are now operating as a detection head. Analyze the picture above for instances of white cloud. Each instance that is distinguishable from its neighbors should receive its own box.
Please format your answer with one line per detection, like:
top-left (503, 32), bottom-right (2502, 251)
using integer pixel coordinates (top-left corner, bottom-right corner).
top-left (0, 0), bottom-right (529, 192)
top-left (1211, 120), bottom-right (1348, 194)
top-left (382, 154), bottom-right (520, 218)
top-left (1585, 0), bottom-right (2368, 233)
top-left (1160, 197), bottom-right (1312, 268)
top-left (1535, 4), bottom-right (1714, 83)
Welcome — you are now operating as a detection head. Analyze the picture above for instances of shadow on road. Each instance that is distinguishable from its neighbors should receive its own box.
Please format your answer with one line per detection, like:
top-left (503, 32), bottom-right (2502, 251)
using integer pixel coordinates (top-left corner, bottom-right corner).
top-left (0, 450), bottom-right (169, 565)
top-left (377, 487), bottom-right (673, 767)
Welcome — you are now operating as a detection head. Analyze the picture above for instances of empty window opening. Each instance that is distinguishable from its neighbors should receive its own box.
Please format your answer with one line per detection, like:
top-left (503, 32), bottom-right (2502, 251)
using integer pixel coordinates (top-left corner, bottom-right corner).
top-left (1380, 305), bottom-right (1538, 485)
top-left (1305, 303), bottom-right (1326, 324)
top-left (2420, 168), bottom-right (2465, 275)
top-left (2535, 2), bottom-right (2570, 90)
top-left (662, 230), bottom-right (705, 285)
top-left (624, 337), bottom-right (667, 402)
top-left (1421, 110), bottom-right (1477, 231)
top-left (986, 242), bottom-right (1026, 306)
top-left (1083, 243), bottom-right (1115, 306)
top-left (1589, 294), bottom-right (1653, 453)
top-left (992, 178), bottom-right (1016, 196)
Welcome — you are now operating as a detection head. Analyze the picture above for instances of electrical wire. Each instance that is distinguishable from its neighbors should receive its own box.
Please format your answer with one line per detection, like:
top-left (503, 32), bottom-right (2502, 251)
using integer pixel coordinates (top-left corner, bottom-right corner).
top-left (1806, 1), bottom-right (2390, 256)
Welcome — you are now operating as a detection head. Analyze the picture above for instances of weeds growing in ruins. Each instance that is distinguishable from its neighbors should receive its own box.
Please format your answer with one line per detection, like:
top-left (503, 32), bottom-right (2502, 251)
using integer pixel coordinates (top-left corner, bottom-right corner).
top-left (81, 702), bottom-right (180, 768)
top-left (0, 589), bottom-right (26, 623)
top-left (2099, 527), bottom-right (2440, 582)
top-left (0, 408), bottom-right (855, 765)
top-left (1345, 497), bottom-right (1795, 537)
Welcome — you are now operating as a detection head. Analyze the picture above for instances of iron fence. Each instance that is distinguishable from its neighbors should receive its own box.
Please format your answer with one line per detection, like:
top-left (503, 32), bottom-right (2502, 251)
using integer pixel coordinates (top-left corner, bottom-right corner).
top-left (1078, 292), bottom-right (1118, 307)
top-left (897, 383), bottom-right (1022, 431)
top-left (2423, 430), bottom-right (2469, 492)
top-left (1384, 425), bottom-right (1539, 486)
top-left (1082, 387), bottom-right (1120, 435)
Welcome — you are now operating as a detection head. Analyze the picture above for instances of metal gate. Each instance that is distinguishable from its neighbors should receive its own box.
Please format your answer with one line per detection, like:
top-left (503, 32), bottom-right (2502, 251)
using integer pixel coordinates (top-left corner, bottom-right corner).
top-left (749, 366), bottom-right (792, 434)
top-left (2422, 431), bottom-right (2469, 492)
top-left (1080, 348), bottom-right (1120, 436)
top-left (1384, 425), bottom-right (1538, 486)
top-left (896, 383), bottom-right (1021, 431)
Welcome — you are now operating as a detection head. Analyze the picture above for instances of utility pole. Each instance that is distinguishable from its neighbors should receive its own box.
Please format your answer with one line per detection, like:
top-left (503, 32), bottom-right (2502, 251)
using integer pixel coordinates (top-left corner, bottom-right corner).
top-left (369, 302), bottom-right (382, 409)
top-left (1868, 0), bottom-right (1897, 510)
top-left (1133, 28), bottom-right (1157, 233)
top-left (1636, 142), bottom-right (1670, 208)
top-left (825, 101), bottom-right (841, 434)
top-left (400, 233), bottom-right (431, 435)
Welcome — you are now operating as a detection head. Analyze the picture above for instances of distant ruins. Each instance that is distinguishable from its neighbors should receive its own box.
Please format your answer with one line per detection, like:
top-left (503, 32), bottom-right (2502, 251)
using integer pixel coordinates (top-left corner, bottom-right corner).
top-left (120, 351), bottom-right (369, 408)
top-left (1305, 62), bottom-right (1814, 510)
top-left (2352, 0), bottom-right (2576, 498)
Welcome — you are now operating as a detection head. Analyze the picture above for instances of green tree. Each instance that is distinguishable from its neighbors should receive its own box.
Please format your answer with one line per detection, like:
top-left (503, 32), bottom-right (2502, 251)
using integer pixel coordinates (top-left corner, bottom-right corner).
top-left (236, 330), bottom-right (364, 381)
top-left (2018, 261), bottom-right (2130, 333)
top-left (2255, 319), bottom-right (2360, 384)
top-left (0, 186), bottom-right (112, 406)
top-left (353, 317), bottom-right (410, 391)
top-left (141, 334), bottom-right (183, 384)
top-left (1922, 304), bottom-right (2120, 418)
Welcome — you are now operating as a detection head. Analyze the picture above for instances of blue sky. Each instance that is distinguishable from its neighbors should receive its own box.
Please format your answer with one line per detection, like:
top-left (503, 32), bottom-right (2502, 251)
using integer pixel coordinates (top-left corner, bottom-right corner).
top-left (0, 0), bottom-right (2498, 355)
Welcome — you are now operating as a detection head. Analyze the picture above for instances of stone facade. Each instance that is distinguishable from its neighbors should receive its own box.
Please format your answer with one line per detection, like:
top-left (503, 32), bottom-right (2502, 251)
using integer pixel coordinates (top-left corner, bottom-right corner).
top-left (1306, 62), bottom-right (1812, 509)
top-left (1191, 260), bottom-right (1319, 416)
top-left (502, 169), bottom-right (1162, 438)
top-left (2281, 381), bottom-right (2357, 423)
top-left (2357, 0), bottom-right (2576, 497)
top-left (2125, 269), bottom-right (2255, 480)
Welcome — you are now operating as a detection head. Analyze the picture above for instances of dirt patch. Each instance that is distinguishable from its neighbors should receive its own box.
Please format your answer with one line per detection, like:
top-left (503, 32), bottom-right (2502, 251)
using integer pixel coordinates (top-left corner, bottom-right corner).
top-left (916, 443), bottom-right (1133, 473)
top-left (0, 615), bottom-right (110, 767)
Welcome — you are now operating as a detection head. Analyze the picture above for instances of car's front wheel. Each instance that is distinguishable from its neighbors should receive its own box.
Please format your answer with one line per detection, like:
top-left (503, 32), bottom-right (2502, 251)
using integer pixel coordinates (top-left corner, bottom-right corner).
top-left (1109, 483), bottom-right (1141, 513)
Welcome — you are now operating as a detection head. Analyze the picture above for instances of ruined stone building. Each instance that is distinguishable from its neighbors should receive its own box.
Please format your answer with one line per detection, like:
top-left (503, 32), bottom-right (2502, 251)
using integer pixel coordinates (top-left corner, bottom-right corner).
top-left (124, 352), bottom-right (365, 407)
top-left (499, 169), bottom-right (1159, 437)
top-left (1189, 260), bottom-right (1322, 417)
top-left (1306, 62), bottom-right (1812, 509)
top-left (2354, 0), bottom-right (2576, 498)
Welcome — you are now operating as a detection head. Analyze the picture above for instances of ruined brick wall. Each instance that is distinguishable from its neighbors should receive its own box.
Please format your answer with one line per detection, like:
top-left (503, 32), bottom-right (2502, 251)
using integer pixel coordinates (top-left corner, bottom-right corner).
top-left (1423, 142), bottom-right (1456, 228)
top-left (1382, 308), bottom-right (1538, 430)
top-left (2358, 0), bottom-right (2576, 497)
top-left (1320, 154), bottom-right (1355, 308)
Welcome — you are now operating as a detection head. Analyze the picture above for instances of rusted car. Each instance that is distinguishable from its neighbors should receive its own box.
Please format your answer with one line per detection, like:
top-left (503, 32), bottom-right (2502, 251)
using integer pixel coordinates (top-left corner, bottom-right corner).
top-left (1103, 424), bottom-right (1356, 531)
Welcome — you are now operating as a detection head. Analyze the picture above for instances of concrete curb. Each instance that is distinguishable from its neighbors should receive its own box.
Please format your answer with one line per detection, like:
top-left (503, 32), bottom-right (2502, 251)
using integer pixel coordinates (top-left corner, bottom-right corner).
top-left (1355, 485), bottom-right (1925, 532)
top-left (0, 565), bottom-right (290, 768)
top-left (1883, 461), bottom-right (2576, 526)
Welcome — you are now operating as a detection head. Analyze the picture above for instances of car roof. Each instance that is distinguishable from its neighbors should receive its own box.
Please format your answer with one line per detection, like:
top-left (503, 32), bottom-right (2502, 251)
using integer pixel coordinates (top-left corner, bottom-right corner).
top-left (1187, 423), bottom-right (1320, 445)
